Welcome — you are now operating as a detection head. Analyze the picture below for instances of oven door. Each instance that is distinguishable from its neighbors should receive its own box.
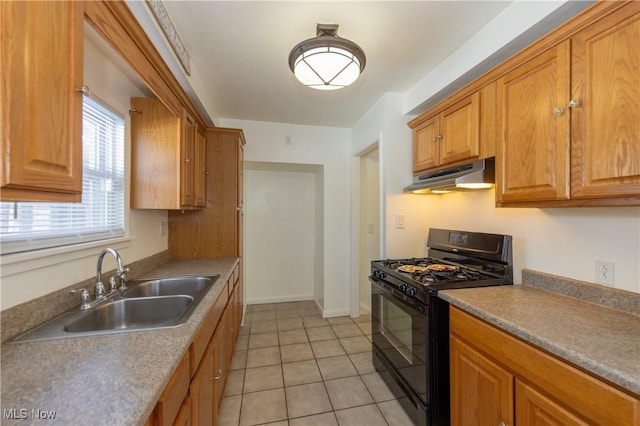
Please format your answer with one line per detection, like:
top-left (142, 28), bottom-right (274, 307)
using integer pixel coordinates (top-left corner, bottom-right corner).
top-left (370, 276), bottom-right (429, 405)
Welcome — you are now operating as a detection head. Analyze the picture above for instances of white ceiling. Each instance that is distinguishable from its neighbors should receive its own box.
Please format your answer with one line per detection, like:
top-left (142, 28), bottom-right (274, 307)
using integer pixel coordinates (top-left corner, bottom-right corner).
top-left (160, 1), bottom-right (513, 128)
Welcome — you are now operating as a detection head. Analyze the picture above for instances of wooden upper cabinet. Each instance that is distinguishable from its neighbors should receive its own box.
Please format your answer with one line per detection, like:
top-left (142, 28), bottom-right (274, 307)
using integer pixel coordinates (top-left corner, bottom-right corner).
top-left (411, 93), bottom-right (480, 174)
top-left (169, 127), bottom-right (245, 259)
top-left (496, 41), bottom-right (571, 203)
top-left (440, 93), bottom-right (480, 165)
top-left (496, 2), bottom-right (639, 206)
top-left (1, 1), bottom-right (84, 202)
top-left (180, 111), bottom-right (196, 207)
top-left (194, 128), bottom-right (207, 208)
top-left (570, 3), bottom-right (640, 199)
top-left (413, 116), bottom-right (440, 172)
top-left (130, 97), bottom-right (205, 210)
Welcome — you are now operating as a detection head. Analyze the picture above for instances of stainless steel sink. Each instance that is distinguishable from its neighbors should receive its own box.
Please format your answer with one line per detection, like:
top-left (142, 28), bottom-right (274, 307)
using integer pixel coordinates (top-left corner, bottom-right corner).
top-left (63, 295), bottom-right (194, 333)
top-left (123, 275), bottom-right (216, 298)
top-left (10, 275), bottom-right (218, 343)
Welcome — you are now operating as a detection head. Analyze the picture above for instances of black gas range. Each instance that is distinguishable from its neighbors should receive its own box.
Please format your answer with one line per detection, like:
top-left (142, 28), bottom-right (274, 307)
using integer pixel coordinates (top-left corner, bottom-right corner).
top-left (370, 228), bottom-right (513, 425)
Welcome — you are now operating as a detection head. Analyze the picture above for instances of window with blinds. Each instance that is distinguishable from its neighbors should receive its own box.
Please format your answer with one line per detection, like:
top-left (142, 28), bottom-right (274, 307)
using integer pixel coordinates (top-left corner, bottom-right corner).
top-left (0, 96), bottom-right (125, 254)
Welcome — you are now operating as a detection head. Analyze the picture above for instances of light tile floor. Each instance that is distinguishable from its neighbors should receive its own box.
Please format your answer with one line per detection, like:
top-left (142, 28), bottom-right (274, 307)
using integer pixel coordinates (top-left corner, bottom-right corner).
top-left (218, 301), bottom-right (416, 426)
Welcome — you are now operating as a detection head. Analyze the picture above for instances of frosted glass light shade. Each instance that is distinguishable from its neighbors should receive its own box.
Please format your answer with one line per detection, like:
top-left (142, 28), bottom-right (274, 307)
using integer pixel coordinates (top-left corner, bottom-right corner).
top-left (289, 24), bottom-right (366, 90)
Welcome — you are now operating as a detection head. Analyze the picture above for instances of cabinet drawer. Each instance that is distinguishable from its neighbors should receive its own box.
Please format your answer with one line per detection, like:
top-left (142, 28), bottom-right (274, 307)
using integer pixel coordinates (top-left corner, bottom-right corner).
top-left (155, 351), bottom-right (190, 426)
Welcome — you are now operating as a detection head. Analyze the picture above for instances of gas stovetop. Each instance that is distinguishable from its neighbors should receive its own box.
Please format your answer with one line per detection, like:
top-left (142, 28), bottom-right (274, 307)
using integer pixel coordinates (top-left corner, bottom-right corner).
top-left (379, 258), bottom-right (487, 284)
top-left (371, 228), bottom-right (514, 298)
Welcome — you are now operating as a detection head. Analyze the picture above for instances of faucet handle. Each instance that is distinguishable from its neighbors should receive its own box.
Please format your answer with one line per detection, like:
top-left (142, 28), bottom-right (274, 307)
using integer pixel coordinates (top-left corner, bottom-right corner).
top-left (108, 276), bottom-right (118, 293)
top-left (118, 267), bottom-right (130, 290)
top-left (71, 288), bottom-right (91, 310)
top-left (95, 281), bottom-right (106, 300)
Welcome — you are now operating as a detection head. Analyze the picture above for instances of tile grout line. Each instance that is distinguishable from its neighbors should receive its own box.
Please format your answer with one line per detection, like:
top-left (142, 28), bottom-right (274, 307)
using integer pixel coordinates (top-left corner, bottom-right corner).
top-left (230, 306), bottom-right (397, 426)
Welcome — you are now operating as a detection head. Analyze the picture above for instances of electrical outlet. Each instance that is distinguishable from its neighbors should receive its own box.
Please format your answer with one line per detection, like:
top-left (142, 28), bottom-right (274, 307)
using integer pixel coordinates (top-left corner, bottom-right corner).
top-left (595, 260), bottom-right (615, 286)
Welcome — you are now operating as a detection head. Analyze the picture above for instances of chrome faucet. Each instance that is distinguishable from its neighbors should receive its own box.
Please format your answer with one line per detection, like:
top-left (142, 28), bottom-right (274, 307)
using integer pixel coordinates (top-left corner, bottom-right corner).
top-left (96, 248), bottom-right (130, 297)
top-left (71, 248), bottom-right (130, 310)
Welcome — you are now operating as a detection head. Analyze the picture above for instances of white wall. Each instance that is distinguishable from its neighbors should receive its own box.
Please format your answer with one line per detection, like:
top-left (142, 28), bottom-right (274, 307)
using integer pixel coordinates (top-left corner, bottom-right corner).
top-left (244, 163), bottom-right (319, 304)
top-left (413, 190), bottom-right (640, 293)
top-left (358, 147), bottom-right (379, 313)
top-left (218, 118), bottom-right (351, 317)
top-left (0, 35), bottom-right (169, 310)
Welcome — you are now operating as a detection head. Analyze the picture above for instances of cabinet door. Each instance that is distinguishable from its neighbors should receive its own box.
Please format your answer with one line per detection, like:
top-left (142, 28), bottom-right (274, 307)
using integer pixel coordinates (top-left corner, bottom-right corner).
top-left (180, 111), bottom-right (196, 206)
top-left (190, 343), bottom-right (214, 426)
top-left (172, 397), bottom-right (191, 426)
top-left (571, 3), bottom-right (640, 199)
top-left (130, 97), bottom-right (182, 209)
top-left (515, 379), bottom-right (588, 426)
top-left (213, 314), bottom-right (227, 412)
top-left (413, 116), bottom-right (440, 173)
top-left (237, 139), bottom-right (244, 257)
top-left (440, 92), bottom-right (480, 165)
top-left (194, 128), bottom-right (206, 207)
top-left (1, 1), bottom-right (84, 202)
top-left (155, 352), bottom-right (190, 426)
top-left (496, 41), bottom-right (571, 203)
top-left (450, 335), bottom-right (514, 426)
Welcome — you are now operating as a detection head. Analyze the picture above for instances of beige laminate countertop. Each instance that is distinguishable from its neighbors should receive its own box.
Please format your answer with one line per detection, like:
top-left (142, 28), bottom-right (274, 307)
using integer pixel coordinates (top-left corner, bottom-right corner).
top-left (439, 284), bottom-right (640, 396)
top-left (0, 258), bottom-right (239, 426)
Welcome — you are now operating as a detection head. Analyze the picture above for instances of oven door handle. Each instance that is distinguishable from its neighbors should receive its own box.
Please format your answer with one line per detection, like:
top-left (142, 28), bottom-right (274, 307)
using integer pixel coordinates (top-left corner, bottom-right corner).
top-left (370, 277), bottom-right (426, 314)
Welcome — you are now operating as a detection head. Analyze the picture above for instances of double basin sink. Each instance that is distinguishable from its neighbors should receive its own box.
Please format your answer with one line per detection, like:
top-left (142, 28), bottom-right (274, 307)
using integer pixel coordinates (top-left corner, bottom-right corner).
top-left (11, 275), bottom-right (218, 342)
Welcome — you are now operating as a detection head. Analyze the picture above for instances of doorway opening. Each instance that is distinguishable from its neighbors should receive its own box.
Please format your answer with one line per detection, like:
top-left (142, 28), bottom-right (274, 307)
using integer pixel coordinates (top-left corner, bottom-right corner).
top-left (244, 161), bottom-right (325, 310)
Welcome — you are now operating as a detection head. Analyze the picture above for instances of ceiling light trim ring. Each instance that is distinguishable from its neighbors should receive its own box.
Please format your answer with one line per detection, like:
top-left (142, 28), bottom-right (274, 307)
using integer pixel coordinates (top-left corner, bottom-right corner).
top-left (288, 36), bottom-right (366, 73)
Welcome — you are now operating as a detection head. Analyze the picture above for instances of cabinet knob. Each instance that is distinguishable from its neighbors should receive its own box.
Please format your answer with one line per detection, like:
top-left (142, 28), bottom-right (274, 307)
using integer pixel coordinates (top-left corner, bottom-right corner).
top-left (214, 369), bottom-right (223, 380)
top-left (553, 107), bottom-right (565, 116)
top-left (75, 85), bottom-right (92, 96)
top-left (498, 422), bottom-right (507, 426)
top-left (568, 99), bottom-right (581, 108)
top-left (185, 158), bottom-right (190, 164)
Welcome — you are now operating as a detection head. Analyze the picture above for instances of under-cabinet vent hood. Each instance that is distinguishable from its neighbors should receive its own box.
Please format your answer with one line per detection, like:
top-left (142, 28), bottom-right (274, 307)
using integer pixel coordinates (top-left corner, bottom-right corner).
top-left (404, 158), bottom-right (495, 194)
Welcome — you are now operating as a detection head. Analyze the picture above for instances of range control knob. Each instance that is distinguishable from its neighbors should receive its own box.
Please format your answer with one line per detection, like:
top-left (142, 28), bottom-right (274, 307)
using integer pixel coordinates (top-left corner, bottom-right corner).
top-left (374, 270), bottom-right (386, 279)
top-left (407, 287), bottom-right (417, 297)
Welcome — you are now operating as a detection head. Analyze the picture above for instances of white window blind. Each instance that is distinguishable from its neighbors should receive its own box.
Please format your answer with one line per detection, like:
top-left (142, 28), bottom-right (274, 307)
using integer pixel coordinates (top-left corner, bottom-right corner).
top-left (0, 96), bottom-right (125, 254)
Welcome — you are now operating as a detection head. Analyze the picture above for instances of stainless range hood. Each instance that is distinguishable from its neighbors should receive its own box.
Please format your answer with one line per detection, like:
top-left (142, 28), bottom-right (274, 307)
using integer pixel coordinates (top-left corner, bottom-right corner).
top-left (404, 157), bottom-right (495, 194)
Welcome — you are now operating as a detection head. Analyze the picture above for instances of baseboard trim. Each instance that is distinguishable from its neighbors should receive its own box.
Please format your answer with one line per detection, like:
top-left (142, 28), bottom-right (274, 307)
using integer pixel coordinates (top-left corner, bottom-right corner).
top-left (247, 295), bottom-right (314, 305)
top-left (322, 308), bottom-right (351, 318)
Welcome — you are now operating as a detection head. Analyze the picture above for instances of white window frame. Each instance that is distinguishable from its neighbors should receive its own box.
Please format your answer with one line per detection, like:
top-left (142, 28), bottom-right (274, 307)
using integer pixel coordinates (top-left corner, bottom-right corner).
top-left (0, 95), bottom-right (128, 264)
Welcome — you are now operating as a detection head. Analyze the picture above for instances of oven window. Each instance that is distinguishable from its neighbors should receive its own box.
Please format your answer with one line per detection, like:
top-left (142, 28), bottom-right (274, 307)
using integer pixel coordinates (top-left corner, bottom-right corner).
top-left (380, 297), bottom-right (414, 363)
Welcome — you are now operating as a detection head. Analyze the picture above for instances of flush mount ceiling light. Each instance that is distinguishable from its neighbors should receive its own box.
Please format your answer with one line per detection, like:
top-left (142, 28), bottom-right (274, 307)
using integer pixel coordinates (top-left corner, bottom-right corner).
top-left (288, 23), bottom-right (366, 90)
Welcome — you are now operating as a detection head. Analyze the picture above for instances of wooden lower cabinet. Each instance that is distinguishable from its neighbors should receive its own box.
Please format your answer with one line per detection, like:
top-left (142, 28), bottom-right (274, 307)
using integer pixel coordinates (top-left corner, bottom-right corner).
top-left (150, 266), bottom-right (243, 426)
top-left (450, 306), bottom-right (640, 426)
top-left (450, 335), bottom-right (514, 426)
top-left (515, 379), bottom-right (588, 426)
top-left (190, 343), bottom-right (214, 426)
top-left (173, 397), bottom-right (191, 426)
top-left (213, 313), bottom-right (228, 416)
